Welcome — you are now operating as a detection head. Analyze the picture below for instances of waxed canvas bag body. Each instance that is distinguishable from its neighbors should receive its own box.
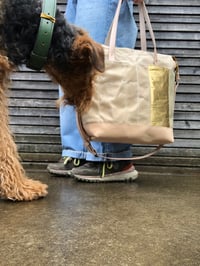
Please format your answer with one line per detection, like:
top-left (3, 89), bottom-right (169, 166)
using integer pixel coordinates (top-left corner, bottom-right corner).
top-left (77, 1), bottom-right (179, 159)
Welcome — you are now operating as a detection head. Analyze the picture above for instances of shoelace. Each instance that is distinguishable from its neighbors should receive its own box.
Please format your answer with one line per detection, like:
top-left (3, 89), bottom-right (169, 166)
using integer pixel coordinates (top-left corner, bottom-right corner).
top-left (63, 156), bottom-right (81, 167)
top-left (73, 158), bottom-right (81, 166)
top-left (63, 156), bottom-right (72, 165)
top-left (101, 162), bottom-right (113, 177)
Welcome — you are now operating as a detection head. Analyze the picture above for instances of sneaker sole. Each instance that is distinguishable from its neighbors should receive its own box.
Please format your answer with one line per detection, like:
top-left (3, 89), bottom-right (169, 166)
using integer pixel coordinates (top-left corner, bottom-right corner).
top-left (73, 169), bottom-right (138, 183)
top-left (47, 167), bottom-right (72, 177)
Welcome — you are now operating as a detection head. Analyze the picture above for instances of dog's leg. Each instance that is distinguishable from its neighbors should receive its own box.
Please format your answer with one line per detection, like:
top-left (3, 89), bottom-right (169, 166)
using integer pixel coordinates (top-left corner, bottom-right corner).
top-left (0, 55), bottom-right (48, 201)
top-left (0, 143), bottom-right (48, 201)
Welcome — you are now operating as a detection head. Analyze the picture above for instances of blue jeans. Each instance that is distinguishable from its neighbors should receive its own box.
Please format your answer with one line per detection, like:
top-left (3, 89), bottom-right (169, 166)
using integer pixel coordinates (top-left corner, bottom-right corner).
top-left (60, 0), bottom-right (138, 161)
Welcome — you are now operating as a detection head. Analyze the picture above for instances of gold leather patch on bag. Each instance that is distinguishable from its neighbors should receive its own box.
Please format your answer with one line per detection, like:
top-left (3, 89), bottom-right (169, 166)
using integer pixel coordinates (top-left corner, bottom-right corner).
top-left (149, 66), bottom-right (175, 128)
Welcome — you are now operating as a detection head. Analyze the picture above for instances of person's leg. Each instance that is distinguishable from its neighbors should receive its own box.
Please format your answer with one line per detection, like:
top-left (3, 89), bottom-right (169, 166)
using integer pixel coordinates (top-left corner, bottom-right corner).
top-left (47, 84), bottom-right (106, 175)
top-left (67, 0), bottom-right (137, 48)
top-left (69, 0), bottom-right (139, 181)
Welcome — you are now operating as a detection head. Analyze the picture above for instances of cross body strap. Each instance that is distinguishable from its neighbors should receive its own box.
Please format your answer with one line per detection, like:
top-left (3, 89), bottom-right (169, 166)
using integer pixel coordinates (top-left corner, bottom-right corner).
top-left (76, 113), bottom-right (163, 161)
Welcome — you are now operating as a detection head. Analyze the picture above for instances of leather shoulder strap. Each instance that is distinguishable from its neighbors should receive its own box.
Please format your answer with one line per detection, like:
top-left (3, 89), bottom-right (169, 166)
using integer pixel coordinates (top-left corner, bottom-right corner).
top-left (76, 112), bottom-right (163, 161)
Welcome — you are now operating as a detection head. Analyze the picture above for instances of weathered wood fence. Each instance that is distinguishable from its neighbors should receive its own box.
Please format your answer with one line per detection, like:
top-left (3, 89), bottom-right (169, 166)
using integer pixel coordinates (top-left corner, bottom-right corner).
top-left (9, 0), bottom-right (200, 174)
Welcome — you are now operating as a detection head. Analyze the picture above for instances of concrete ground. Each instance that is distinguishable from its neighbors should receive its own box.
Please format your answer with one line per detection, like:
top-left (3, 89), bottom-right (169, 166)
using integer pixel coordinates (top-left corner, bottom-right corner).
top-left (0, 170), bottom-right (199, 266)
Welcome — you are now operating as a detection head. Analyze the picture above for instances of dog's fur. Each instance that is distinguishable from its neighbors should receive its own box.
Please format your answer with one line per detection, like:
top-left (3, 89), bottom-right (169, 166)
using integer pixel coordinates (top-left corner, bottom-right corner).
top-left (0, 0), bottom-right (105, 201)
top-left (0, 0), bottom-right (104, 112)
top-left (0, 55), bottom-right (48, 200)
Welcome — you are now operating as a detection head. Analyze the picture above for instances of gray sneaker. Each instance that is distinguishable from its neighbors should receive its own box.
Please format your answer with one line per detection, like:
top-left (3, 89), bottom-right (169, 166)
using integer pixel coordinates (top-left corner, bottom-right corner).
top-left (71, 161), bottom-right (138, 182)
top-left (47, 157), bottom-right (86, 176)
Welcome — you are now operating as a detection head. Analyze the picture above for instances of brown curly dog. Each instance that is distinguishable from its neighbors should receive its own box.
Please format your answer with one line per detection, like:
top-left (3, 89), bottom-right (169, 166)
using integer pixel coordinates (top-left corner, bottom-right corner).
top-left (0, 0), bottom-right (104, 201)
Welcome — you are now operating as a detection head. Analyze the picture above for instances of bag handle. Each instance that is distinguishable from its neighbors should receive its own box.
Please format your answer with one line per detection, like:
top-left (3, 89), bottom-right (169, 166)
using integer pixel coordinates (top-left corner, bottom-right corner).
top-left (76, 112), bottom-right (163, 161)
top-left (107, 0), bottom-right (157, 62)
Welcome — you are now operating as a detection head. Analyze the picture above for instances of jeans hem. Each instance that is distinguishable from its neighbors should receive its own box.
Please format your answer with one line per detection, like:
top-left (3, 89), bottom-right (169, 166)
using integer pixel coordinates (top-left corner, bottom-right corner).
top-left (62, 149), bottom-right (133, 162)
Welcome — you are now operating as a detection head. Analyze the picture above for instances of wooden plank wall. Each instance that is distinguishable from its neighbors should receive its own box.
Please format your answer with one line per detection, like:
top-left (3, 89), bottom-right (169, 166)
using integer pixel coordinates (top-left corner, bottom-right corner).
top-left (9, 0), bottom-right (200, 173)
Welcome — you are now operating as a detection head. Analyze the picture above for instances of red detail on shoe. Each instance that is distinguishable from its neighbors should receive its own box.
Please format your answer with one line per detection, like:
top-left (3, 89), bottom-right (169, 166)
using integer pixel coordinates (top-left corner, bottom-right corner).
top-left (122, 163), bottom-right (134, 171)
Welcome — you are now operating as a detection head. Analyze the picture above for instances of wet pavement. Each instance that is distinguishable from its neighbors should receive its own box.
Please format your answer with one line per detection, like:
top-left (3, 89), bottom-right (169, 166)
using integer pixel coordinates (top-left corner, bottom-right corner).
top-left (0, 170), bottom-right (200, 266)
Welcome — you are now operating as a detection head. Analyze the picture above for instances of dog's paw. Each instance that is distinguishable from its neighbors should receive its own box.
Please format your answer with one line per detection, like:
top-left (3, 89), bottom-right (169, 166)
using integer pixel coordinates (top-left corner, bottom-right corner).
top-left (1, 178), bottom-right (48, 201)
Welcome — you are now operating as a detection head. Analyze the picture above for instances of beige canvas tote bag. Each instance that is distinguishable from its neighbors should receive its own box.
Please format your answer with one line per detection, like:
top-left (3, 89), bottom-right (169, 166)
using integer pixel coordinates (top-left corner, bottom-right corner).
top-left (77, 1), bottom-right (179, 159)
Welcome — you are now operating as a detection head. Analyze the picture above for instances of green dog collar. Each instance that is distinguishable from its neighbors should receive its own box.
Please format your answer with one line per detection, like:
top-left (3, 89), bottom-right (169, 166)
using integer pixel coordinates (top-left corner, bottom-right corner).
top-left (28, 0), bottom-right (57, 70)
